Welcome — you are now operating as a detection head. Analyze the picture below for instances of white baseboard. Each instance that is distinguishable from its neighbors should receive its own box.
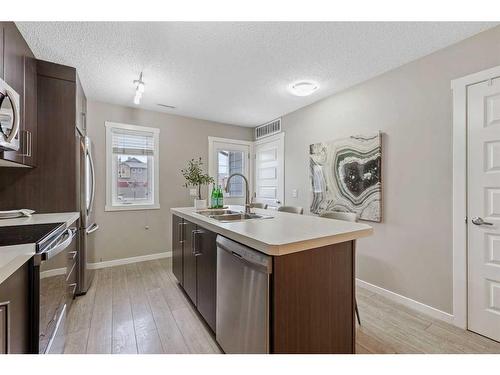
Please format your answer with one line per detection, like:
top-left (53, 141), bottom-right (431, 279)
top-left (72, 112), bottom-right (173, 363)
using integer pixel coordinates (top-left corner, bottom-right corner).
top-left (88, 251), bottom-right (172, 270)
top-left (356, 278), bottom-right (454, 324)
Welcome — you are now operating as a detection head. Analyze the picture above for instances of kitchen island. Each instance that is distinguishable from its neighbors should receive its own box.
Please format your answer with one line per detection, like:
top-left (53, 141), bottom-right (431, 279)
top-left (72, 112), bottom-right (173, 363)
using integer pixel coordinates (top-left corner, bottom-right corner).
top-left (171, 206), bottom-right (373, 354)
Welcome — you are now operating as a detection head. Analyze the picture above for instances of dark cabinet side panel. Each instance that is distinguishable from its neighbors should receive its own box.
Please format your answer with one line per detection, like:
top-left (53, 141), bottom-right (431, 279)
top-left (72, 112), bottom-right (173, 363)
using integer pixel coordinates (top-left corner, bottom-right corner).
top-left (182, 221), bottom-right (197, 304)
top-left (0, 25), bottom-right (4, 79)
top-left (0, 261), bottom-right (31, 354)
top-left (35, 75), bottom-right (77, 212)
top-left (2, 23), bottom-right (28, 164)
top-left (196, 228), bottom-right (217, 332)
top-left (272, 241), bottom-right (354, 354)
top-left (172, 215), bottom-right (184, 286)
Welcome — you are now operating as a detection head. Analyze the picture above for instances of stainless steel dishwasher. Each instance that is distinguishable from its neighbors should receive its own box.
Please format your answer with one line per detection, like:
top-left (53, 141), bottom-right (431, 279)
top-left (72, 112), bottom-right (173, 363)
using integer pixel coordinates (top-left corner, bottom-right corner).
top-left (216, 235), bottom-right (272, 354)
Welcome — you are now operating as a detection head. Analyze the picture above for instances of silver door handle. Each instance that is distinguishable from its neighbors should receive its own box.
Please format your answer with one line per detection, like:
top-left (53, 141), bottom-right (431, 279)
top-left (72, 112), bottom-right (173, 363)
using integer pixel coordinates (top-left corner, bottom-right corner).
top-left (192, 229), bottom-right (204, 256)
top-left (41, 228), bottom-right (76, 261)
top-left (86, 223), bottom-right (99, 234)
top-left (471, 217), bottom-right (494, 226)
top-left (178, 221), bottom-right (187, 243)
top-left (87, 149), bottom-right (96, 216)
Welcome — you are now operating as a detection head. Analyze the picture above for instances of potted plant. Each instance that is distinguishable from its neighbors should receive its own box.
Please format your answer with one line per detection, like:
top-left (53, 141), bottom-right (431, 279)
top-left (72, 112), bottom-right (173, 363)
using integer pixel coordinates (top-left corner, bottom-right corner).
top-left (181, 157), bottom-right (214, 209)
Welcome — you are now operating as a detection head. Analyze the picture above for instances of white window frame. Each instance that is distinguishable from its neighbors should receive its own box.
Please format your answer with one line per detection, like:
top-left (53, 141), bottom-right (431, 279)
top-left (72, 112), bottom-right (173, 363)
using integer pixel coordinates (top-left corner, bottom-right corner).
top-left (105, 121), bottom-right (160, 211)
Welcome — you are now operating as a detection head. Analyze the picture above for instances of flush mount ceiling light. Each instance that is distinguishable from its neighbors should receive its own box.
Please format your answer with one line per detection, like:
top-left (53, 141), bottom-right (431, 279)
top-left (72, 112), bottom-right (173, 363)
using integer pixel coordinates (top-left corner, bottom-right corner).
top-left (133, 72), bottom-right (145, 105)
top-left (289, 81), bottom-right (319, 97)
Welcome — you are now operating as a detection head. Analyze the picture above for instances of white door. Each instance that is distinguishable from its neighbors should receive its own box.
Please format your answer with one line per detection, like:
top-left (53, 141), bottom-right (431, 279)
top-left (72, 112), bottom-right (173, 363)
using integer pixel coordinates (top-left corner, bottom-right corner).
top-left (254, 133), bottom-right (284, 209)
top-left (468, 77), bottom-right (500, 342)
top-left (209, 138), bottom-right (251, 206)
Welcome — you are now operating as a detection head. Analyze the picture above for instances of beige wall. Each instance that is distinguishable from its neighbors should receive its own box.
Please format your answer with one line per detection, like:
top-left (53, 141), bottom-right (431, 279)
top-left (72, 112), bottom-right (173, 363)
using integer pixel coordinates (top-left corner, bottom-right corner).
top-left (86, 101), bottom-right (253, 263)
top-left (281, 26), bottom-right (500, 313)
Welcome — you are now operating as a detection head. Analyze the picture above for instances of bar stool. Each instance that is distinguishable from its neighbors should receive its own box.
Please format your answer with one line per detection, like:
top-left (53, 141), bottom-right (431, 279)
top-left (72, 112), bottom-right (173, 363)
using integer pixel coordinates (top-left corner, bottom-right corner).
top-left (277, 205), bottom-right (304, 214)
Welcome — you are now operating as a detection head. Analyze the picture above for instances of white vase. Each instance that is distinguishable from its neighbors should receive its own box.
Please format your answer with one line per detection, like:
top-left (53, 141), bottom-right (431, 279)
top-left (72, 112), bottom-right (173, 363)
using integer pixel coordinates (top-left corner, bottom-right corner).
top-left (194, 199), bottom-right (207, 210)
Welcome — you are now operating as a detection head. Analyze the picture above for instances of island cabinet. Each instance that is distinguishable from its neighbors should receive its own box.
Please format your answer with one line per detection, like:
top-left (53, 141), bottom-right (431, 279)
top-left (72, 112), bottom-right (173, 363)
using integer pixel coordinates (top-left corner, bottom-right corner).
top-left (171, 215), bottom-right (217, 332)
top-left (0, 261), bottom-right (31, 354)
top-left (271, 240), bottom-right (355, 354)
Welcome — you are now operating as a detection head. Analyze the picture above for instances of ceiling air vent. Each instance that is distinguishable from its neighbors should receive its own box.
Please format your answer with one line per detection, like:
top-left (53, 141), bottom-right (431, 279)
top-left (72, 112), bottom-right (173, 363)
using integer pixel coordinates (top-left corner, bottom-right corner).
top-left (255, 118), bottom-right (281, 140)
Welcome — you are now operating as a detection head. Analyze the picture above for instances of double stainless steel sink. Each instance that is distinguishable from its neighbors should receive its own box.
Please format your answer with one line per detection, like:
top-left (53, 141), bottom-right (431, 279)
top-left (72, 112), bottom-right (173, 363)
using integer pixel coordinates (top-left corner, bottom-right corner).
top-left (196, 209), bottom-right (273, 222)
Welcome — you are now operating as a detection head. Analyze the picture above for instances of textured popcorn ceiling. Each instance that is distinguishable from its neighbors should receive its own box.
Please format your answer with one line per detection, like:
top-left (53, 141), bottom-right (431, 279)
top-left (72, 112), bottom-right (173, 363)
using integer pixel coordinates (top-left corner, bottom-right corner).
top-left (16, 22), bottom-right (497, 127)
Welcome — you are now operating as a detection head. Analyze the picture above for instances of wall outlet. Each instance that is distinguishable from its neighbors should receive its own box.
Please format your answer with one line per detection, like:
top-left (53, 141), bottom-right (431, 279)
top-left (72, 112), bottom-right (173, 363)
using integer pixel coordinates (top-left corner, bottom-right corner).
top-left (292, 189), bottom-right (298, 198)
top-left (189, 188), bottom-right (197, 197)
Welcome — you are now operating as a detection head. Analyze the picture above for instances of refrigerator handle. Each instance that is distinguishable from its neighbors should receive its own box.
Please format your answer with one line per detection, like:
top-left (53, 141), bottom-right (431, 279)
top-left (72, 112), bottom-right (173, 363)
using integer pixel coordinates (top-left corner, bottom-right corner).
top-left (87, 148), bottom-right (96, 216)
top-left (86, 223), bottom-right (99, 234)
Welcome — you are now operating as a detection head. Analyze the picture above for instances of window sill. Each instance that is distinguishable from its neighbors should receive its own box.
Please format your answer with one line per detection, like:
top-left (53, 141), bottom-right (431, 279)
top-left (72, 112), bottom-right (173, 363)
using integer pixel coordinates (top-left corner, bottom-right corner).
top-left (105, 204), bottom-right (161, 212)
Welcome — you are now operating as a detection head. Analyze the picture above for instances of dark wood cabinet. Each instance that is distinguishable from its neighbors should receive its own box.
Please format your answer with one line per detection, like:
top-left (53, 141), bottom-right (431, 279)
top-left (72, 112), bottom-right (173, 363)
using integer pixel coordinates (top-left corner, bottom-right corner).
top-left (0, 22), bottom-right (37, 167)
top-left (172, 214), bottom-right (217, 332)
top-left (0, 26), bottom-right (4, 78)
top-left (172, 215), bottom-right (184, 286)
top-left (182, 220), bottom-right (197, 304)
top-left (196, 228), bottom-right (217, 332)
top-left (0, 261), bottom-right (31, 354)
top-left (22, 55), bottom-right (37, 167)
top-left (0, 60), bottom-right (86, 212)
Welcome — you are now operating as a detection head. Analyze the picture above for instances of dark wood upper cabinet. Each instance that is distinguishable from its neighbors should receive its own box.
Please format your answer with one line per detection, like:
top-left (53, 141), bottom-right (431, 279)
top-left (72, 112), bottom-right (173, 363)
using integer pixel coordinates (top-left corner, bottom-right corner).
top-left (0, 22), bottom-right (37, 167)
top-left (0, 26), bottom-right (4, 78)
top-left (196, 228), bottom-right (217, 332)
top-left (172, 215), bottom-right (184, 286)
top-left (22, 55), bottom-right (37, 167)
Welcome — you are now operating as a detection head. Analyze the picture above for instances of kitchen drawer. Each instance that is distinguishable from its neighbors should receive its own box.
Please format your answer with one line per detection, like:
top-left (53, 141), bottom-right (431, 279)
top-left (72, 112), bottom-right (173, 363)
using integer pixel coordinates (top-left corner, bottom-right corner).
top-left (66, 258), bottom-right (77, 306)
top-left (66, 247), bottom-right (78, 271)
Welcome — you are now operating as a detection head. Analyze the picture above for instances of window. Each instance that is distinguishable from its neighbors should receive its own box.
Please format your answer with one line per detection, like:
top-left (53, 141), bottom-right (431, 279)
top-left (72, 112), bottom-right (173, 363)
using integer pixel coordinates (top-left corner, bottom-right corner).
top-left (217, 150), bottom-right (245, 197)
top-left (105, 122), bottom-right (160, 211)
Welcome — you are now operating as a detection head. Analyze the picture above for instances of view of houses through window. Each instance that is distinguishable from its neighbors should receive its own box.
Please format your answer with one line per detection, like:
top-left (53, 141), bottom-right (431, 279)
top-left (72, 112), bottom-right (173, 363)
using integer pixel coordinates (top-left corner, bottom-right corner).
top-left (217, 150), bottom-right (244, 197)
top-left (116, 154), bottom-right (152, 202)
top-left (105, 121), bottom-right (159, 210)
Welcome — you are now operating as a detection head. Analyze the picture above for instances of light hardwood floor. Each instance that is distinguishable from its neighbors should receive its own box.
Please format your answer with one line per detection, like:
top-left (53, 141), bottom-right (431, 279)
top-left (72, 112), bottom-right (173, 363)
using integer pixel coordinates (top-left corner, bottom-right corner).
top-left (63, 258), bottom-right (500, 354)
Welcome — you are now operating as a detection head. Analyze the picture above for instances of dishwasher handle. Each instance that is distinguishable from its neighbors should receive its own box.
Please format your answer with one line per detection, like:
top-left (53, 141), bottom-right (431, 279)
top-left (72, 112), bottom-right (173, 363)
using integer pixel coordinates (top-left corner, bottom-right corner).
top-left (216, 235), bottom-right (272, 274)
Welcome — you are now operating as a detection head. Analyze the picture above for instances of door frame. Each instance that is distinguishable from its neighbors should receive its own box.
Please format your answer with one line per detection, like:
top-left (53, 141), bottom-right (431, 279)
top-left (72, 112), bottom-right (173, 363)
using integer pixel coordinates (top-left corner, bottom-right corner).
top-left (451, 65), bottom-right (500, 329)
top-left (208, 136), bottom-right (254, 201)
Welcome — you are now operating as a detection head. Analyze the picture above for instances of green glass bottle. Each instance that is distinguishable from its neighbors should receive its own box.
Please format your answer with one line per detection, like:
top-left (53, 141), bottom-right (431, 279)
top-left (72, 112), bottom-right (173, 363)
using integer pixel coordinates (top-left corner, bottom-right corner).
top-left (217, 185), bottom-right (224, 208)
top-left (210, 183), bottom-right (217, 208)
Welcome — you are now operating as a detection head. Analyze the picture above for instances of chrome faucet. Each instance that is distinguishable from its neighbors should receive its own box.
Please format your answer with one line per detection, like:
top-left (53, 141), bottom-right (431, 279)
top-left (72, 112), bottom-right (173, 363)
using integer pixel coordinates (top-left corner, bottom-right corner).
top-left (225, 173), bottom-right (251, 214)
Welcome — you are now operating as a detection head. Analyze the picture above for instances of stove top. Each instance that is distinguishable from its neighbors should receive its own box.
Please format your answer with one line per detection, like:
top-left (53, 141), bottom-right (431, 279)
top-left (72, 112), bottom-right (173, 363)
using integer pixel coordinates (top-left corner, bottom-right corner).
top-left (0, 223), bottom-right (65, 249)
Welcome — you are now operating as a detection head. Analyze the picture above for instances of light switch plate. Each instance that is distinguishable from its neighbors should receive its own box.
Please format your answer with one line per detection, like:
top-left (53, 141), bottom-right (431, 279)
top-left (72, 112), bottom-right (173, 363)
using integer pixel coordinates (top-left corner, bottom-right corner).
top-left (292, 189), bottom-right (298, 198)
top-left (189, 188), bottom-right (198, 196)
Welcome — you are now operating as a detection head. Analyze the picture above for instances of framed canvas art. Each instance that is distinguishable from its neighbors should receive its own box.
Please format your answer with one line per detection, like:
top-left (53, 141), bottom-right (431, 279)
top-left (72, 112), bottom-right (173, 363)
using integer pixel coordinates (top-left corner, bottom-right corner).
top-left (309, 132), bottom-right (382, 222)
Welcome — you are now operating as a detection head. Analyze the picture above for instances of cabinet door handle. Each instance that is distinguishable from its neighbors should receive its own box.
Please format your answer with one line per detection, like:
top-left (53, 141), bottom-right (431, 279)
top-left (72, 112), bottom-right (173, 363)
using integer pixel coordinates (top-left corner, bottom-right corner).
top-left (192, 229), bottom-right (204, 256)
top-left (178, 221), bottom-right (186, 243)
top-left (0, 301), bottom-right (11, 354)
top-left (20, 130), bottom-right (28, 156)
top-left (27, 130), bottom-right (32, 157)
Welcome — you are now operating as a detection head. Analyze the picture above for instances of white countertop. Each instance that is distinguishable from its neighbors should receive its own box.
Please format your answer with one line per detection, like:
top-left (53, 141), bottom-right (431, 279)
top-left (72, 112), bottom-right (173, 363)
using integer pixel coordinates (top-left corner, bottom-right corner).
top-left (171, 206), bottom-right (373, 256)
top-left (0, 212), bottom-right (80, 284)
top-left (0, 212), bottom-right (80, 228)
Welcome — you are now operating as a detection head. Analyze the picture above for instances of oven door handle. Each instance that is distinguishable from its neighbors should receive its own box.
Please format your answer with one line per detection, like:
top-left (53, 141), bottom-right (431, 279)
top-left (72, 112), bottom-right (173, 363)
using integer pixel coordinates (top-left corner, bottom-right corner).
top-left (41, 228), bottom-right (77, 261)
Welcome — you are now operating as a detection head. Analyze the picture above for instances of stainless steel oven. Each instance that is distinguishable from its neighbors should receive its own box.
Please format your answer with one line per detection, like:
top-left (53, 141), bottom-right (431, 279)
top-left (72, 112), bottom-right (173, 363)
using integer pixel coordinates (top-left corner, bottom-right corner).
top-left (33, 224), bottom-right (78, 354)
top-left (0, 77), bottom-right (20, 151)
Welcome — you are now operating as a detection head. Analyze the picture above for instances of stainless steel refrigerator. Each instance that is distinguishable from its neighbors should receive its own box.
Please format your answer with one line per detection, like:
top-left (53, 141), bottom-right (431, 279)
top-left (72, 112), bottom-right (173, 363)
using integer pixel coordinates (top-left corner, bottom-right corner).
top-left (77, 134), bottom-right (98, 295)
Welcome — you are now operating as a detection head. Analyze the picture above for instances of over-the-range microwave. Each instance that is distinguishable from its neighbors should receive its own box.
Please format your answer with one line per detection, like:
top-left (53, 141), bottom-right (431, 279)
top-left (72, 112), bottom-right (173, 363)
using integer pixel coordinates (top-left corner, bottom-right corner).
top-left (0, 77), bottom-right (21, 151)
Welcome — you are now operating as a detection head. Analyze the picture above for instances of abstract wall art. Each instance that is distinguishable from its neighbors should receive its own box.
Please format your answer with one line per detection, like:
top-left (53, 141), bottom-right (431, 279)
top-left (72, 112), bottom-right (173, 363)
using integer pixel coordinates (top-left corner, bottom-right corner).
top-left (309, 132), bottom-right (382, 222)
